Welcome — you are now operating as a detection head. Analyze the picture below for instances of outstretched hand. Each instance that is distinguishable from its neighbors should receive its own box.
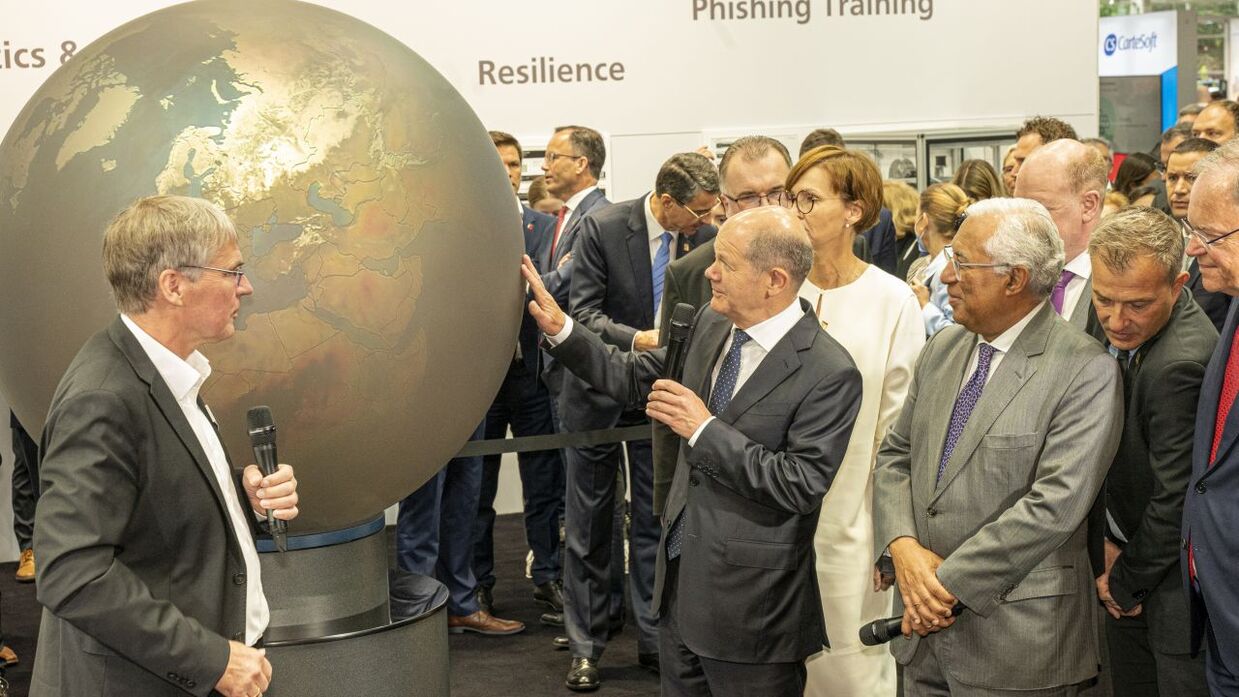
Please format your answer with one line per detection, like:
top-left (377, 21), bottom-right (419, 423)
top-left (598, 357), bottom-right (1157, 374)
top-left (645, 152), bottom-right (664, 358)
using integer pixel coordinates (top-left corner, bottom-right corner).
top-left (521, 255), bottom-right (567, 336)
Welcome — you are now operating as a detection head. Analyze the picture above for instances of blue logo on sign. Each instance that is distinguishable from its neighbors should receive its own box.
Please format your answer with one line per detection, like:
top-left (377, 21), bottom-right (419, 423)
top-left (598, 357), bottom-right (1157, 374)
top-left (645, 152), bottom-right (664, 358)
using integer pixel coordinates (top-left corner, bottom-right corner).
top-left (1104, 34), bottom-right (1118, 55)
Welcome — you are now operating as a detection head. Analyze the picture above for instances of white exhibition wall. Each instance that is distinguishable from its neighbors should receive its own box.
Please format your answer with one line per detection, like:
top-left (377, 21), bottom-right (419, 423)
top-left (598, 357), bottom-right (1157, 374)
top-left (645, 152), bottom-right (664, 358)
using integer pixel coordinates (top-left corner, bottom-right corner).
top-left (0, 0), bottom-right (1100, 559)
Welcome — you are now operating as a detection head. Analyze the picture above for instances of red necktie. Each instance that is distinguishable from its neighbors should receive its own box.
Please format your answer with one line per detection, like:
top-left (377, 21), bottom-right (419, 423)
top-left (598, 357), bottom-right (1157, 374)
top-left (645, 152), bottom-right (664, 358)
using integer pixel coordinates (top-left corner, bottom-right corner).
top-left (549, 206), bottom-right (568, 260)
top-left (1209, 328), bottom-right (1239, 464)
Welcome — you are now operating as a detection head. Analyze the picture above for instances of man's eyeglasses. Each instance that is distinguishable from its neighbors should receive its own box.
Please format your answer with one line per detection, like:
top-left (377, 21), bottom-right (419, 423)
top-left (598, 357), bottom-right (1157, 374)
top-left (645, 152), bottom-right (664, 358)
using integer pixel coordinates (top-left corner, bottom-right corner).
top-left (182, 264), bottom-right (247, 287)
top-left (676, 196), bottom-right (721, 223)
top-left (1183, 219), bottom-right (1239, 249)
top-left (777, 190), bottom-right (845, 216)
top-left (943, 245), bottom-right (1011, 276)
top-left (543, 151), bottom-right (583, 165)
top-left (722, 189), bottom-right (784, 212)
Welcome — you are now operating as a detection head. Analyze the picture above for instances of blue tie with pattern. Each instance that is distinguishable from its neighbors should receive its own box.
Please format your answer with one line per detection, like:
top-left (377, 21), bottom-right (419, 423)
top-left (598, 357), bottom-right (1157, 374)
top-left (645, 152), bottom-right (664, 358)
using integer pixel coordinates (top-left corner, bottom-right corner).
top-left (667, 329), bottom-right (752, 559)
top-left (937, 343), bottom-right (996, 485)
top-left (652, 231), bottom-right (673, 316)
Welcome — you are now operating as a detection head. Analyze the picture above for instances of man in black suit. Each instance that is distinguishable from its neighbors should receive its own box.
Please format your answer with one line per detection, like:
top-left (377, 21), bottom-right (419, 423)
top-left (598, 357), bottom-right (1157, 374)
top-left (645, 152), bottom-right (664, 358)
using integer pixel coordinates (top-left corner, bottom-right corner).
top-left (1182, 140), bottom-right (1239, 695)
top-left (654, 135), bottom-right (792, 514)
top-left (31, 195), bottom-right (300, 697)
top-left (557, 152), bottom-right (720, 688)
top-left (1166, 137), bottom-right (1230, 332)
top-left (522, 204), bottom-right (862, 696)
top-left (1089, 207), bottom-right (1213, 696)
top-left (472, 131), bottom-right (566, 617)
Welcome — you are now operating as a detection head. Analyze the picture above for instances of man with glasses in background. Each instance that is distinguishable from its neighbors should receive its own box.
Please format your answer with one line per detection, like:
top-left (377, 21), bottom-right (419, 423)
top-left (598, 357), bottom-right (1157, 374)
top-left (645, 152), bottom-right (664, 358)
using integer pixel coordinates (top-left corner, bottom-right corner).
top-left (652, 136), bottom-right (793, 516)
top-left (1181, 140), bottom-right (1239, 696)
top-left (874, 198), bottom-right (1123, 696)
top-left (1165, 137), bottom-right (1229, 332)
top-left (558, 152), bottom-right (719, 691)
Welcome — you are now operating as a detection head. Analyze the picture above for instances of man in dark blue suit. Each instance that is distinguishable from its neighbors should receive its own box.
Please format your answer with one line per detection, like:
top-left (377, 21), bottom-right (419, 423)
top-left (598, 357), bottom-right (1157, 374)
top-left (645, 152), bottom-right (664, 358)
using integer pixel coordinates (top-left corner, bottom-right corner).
top-left (471, 132), bottom-right (566, 618)
top-left (1181, 140), bottom-right (1239, 695)
top-left (558, 152), bottom-right (719, 690)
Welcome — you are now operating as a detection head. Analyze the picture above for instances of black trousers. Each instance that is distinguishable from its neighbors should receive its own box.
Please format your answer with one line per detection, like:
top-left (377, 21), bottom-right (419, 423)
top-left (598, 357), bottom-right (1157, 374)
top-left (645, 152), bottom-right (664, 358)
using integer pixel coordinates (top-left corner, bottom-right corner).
top-left (10, 411), bottom-right (39, 551)
top-left (472, 359), bottom-right (565, 589)
top-left (659, 558), bottom-right (806, 697)
top-left (1104, 583), bottom-right (1207, 697)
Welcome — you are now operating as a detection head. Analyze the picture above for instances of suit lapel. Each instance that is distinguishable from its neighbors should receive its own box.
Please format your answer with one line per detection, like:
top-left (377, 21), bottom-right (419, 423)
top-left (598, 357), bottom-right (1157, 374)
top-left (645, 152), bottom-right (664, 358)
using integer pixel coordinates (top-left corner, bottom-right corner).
top-left (720, 305), bottom-right (815, 421)
top-left (1069, 278), bottom-right (1092, 330)
top-left (107, 318), bottom-right (237, 537)
top-left (930, 305), bottom-right (1051, 500)
top-left (686, 311), bottom-right (730, 399)
top-left (627, 197), bottom-right (655, 325)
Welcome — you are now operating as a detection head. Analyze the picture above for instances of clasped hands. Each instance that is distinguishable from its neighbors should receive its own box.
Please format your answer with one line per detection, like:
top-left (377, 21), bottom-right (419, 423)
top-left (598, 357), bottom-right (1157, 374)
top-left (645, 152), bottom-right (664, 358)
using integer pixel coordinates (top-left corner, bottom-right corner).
top-left (519, 255), bottom-right (708, 438)
top-left (889, 536), bottom-right (958, 638)
top-left (1096, 538), bottom-right (1142, 619)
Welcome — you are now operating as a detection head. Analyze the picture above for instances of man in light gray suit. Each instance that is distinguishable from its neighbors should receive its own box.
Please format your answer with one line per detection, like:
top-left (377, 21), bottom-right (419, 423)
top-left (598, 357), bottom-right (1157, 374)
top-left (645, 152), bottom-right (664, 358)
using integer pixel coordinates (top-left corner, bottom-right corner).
top-left (1014, 139), bottom-right (1109, 340)
top-left (874, 198), bottom-right (1124, 695)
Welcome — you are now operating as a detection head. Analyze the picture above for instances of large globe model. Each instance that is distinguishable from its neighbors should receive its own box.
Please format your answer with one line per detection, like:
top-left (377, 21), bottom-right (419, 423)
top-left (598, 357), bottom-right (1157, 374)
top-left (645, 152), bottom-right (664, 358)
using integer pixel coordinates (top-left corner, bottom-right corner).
top-left (0, 0), bottom-right (523, 533)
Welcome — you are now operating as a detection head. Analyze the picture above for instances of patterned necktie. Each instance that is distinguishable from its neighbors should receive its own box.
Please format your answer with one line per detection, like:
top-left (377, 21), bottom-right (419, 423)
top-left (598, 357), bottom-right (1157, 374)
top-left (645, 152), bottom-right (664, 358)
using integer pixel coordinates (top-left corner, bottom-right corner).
top-left (937, 343), bottom-right (997, 484)
top-left (1210, 326), bottom-right (1239, 465)
top-left (668, 329), bottom-right (752, 560)
top-left (1050, 270), bottom-right (1076, 315)
top-left (651, 232), bottom-right (673, 316)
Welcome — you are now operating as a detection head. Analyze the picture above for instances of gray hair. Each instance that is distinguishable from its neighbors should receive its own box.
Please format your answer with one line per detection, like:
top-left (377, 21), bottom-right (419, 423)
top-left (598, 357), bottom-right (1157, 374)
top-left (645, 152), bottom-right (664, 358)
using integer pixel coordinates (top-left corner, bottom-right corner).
top-left (718, 136), bottom-right (792, 192)
top-left (1194, 139), bottom-right (1239, 206)
top-left (102, 195), bottom-right (238, 314)
top-left (1089, 207), bottom-right (1184, 284)
top-left (969, 197), bottom-right (1065, 298)
top-left (731, 208), bottom-right (813, 285)
top-left (655, 152), bottom-right (720, 203)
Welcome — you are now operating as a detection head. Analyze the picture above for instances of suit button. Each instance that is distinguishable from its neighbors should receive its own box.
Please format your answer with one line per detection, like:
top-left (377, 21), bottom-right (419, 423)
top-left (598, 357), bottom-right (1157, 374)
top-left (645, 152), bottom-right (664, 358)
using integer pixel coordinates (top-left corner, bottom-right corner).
top-left (168, 672), bottom-right (177, 680)
top-left (1196, 482), bottom-right (1207, 494)
top-left (186, 681), bottom-right (196, 689)
top-left (1134, 589), bottom-right (1148, 601)
top-left (926, 507), bottom-right (938, 517)
top-left (233, 572), bottom-right (246, 586)
top-left (689, 476), bottom-right (699, 487)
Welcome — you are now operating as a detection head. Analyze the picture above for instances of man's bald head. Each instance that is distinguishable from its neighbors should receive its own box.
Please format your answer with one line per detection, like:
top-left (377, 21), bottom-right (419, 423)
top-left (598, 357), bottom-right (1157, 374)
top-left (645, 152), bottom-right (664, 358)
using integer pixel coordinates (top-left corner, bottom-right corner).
top-left (707, 206), bottom-right (812, 327)
top-left (1013, 139), bottom-right (1108, 260)
top-left (723, 206), bottom-right (814, 285)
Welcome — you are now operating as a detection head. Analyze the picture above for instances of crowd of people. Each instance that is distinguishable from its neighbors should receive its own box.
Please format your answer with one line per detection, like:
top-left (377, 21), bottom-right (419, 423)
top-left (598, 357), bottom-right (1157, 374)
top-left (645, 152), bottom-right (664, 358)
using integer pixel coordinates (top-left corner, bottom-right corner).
top-left (10, 103), bottom-right (1239, 696)
top-left (405, 110), bottom-right (1239, 696)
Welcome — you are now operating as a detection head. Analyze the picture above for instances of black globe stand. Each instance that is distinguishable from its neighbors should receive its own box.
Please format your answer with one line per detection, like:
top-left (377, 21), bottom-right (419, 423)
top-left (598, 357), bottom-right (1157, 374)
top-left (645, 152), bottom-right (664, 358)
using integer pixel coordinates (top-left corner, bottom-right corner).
top-left (256, 516), bottom-right (450, 695)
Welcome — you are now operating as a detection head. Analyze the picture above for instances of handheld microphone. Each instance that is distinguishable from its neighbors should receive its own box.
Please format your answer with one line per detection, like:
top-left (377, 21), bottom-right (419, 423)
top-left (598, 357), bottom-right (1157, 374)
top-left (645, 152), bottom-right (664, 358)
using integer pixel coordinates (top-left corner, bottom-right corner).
top-left (246, 406), bottom-right (288, 553)
top-left (859, 603), bottom-right (964, 646)
top-left (662, 303), bottom-right (697, 382)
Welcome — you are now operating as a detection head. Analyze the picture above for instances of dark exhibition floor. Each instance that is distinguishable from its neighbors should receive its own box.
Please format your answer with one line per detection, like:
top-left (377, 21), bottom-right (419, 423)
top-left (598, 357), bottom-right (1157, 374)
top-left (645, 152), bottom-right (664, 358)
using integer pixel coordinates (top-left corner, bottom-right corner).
top-left (0, 514), bottom-right (659, 696)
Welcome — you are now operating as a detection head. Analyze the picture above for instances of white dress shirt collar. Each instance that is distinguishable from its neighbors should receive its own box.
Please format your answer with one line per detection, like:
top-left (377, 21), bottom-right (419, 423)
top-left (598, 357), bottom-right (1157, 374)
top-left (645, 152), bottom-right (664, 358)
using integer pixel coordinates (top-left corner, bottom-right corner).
top-left (982, 300), bottom-right (1046, 354)
top-left (564, 185), bottom-right (598, 214)
top-left (1065, 250), bottom-right (1092, 280)
top-left (644, 193), bottom-right (669, 245)
top-left (737, 297), bottom-right (804, 353)
top-left (121, 314), bottom-right (211, 403)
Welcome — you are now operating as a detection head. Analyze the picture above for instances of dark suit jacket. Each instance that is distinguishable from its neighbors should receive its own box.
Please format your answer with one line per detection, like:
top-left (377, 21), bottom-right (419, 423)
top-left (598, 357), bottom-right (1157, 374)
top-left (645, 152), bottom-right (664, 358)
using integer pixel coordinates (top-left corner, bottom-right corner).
top-left (538, 188), bottom-right (609, 395)
top-left (862, 208), bottom-right (895, 274)
top-left (31, 317), bottom-right (257, 697)
top-left (1098, 291), bottom-right (1216, 654)
top-left (1188, 258), bottom-right (1230, 333)
top-left (1183, 299), bottom-right (1239, 672)
top-left (548, 300), bottom-right (862, 663)
top-left (562, 194), bottom-right (714, 432)
top-left (519, 204), bottom-right (556, 374)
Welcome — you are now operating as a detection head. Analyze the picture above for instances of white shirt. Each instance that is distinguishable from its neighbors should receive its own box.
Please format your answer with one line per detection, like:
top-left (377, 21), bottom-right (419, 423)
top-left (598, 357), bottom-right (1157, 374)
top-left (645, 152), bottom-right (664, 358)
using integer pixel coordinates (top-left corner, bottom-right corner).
top-left (1060, 251), bottom-right (1092, 322)
top-left (958, 302), bottom-right (1046, 392)
top-left (546, 299), bottom-right (804, 446)
top-left (563, 185), bottom-right (599, 220)
top-left (121, 315), bottom-right (270, 646)
top-left (643, 193), bottom-right (676, 265)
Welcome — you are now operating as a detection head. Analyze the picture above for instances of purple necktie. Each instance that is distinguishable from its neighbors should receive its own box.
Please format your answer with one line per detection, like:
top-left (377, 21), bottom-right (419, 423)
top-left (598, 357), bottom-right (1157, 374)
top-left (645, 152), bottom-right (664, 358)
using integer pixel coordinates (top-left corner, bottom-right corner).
top-left (938, 343), bottom-right (997, 484)
top-left (1050, 269), bottom-right (1076, 315)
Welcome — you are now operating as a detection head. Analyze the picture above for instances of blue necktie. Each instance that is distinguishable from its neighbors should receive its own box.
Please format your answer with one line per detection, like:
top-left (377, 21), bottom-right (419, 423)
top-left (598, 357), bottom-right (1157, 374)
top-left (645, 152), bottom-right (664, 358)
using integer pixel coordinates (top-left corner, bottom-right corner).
top-left (652, 232), bottom-right (673, 316)
top-left (937, 343), bottom-right (996, 485)
top-left (668, 329), bottom-right (752, 560)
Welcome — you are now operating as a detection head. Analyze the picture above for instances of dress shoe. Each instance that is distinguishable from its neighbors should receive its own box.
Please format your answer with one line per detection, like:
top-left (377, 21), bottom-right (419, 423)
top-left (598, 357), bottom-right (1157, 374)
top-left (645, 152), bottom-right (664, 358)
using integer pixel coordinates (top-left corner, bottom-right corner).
top-left (565, 656), bottom-right (600, 692)
top-left (14, 548), bottom-right (34, 583)
top-left (533, 579), bottom-right (565, 611)
top-left (0, 644), bottom-right (17, 667)
top-left (476, 586), bottom-right (494, 615)
top-left (540, 611), bottom-right (564, 627)
top-left (638, 652), bottom-right (660, 675)
top-left (552, 635), bottom-right (569, 650)
top-left (447, 610), bottom-right (524, 636)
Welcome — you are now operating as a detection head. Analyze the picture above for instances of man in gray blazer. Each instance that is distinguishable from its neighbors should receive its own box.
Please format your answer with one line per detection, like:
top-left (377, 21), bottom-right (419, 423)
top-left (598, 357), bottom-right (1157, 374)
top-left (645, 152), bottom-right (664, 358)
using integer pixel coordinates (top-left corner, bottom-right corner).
top-left (522, 206), bottom-right (862, 695)
top-left (1014, 139), bottom-right (1108, 339)
top-left (31, 196), bottom-right (300, 697)
top-left (874, 197), bottom-right (1124, 695)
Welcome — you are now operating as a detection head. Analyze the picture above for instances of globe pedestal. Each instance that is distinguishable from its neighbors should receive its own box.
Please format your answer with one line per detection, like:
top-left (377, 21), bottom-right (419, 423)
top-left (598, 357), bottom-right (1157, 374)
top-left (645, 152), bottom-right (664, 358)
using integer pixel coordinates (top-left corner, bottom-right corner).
top-left (258, 517), bottom-right (450, 696)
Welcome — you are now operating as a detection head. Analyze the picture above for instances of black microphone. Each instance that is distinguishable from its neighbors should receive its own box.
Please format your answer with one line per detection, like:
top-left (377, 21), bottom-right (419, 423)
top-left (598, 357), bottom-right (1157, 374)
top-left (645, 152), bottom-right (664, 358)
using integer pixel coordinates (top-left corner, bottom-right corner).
top-left (859, 603), bottom-right (964, 646)
top-left (246, 406), bottom-right (288, 553)
top-left (662, 303), bottom-right (697, 382)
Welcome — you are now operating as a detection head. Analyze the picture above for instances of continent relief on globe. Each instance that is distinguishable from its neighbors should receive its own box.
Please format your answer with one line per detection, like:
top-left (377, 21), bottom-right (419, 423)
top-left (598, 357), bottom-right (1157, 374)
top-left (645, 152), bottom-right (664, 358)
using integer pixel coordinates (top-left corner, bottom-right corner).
top-left (0, 0), bottom-right (524, 533)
